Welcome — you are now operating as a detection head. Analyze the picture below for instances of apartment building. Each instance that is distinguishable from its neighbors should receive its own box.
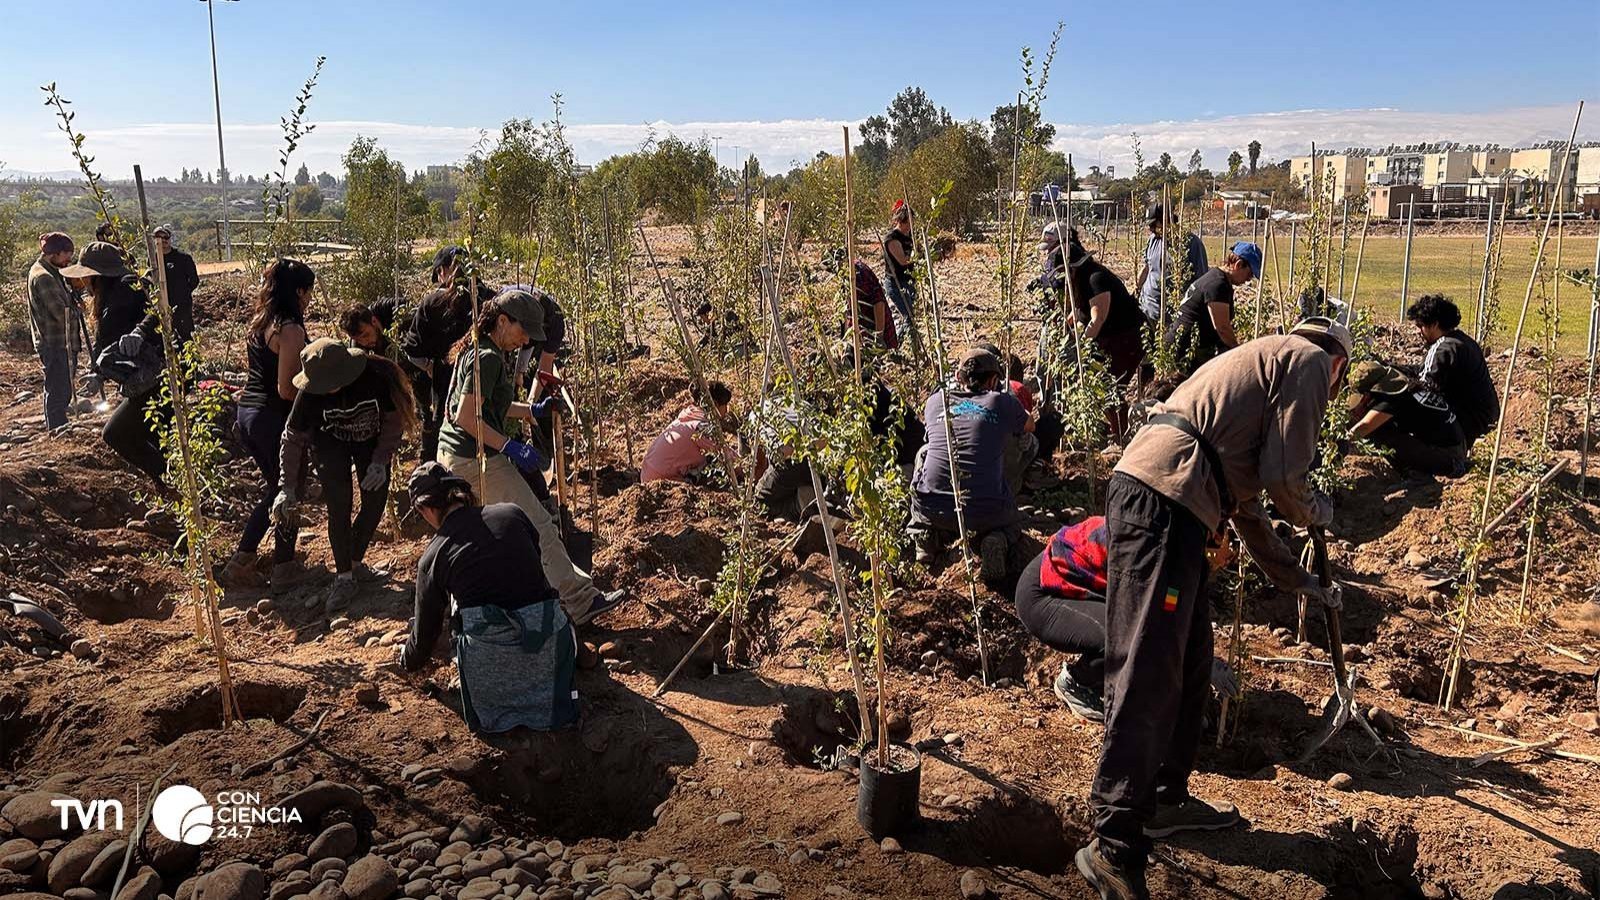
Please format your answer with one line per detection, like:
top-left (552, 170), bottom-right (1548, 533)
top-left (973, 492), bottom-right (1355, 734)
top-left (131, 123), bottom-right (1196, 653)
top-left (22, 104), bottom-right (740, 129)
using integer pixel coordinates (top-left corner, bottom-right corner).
top-left (1509, 147), bottom-right (1578, 204)
top-left (1290, 153), bottom-right (1366, 197)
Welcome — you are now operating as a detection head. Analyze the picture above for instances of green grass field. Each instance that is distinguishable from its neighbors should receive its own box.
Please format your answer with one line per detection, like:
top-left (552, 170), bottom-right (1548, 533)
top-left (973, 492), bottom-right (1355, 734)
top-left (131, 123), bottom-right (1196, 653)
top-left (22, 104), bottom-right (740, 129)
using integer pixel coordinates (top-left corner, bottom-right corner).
top-left (1191, 233), bottom-right (1599, 354)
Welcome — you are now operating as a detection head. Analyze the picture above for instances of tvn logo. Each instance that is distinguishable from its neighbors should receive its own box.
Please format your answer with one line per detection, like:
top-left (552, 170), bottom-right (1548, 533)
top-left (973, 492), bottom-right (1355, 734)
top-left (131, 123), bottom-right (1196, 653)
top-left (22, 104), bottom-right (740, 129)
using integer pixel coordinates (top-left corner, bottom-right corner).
top-left (51, 785), bottom-right (302, 844)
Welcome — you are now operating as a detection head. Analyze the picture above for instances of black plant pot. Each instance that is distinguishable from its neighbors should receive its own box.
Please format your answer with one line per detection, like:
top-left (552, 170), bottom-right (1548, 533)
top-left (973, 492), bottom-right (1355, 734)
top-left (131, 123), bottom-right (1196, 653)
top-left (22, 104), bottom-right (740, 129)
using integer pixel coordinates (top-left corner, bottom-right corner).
top-left (856, 742), bottom-right (922, 838)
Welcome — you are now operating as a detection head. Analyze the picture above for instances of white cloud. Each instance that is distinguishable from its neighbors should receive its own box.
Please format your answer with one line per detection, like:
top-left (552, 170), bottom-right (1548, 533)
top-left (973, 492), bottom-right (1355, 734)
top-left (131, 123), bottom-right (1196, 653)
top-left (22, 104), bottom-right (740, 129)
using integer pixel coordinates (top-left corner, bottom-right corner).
top-left (6, 104), bottom-right (1593, 181)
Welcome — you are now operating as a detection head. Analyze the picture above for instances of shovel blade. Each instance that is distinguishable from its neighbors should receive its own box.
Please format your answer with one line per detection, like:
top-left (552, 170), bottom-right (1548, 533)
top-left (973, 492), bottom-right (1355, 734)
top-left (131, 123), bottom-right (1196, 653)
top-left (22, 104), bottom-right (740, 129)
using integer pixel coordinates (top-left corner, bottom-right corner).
top-left (1298, 678), bottom-right (1356, 762)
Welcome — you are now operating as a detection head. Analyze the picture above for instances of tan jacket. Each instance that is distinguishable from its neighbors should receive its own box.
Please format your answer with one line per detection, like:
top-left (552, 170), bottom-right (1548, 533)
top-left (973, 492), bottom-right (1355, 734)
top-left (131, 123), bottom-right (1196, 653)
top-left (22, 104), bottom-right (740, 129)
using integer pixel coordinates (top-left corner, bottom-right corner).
top-left (1116, 334), bottom-right (1332, 592)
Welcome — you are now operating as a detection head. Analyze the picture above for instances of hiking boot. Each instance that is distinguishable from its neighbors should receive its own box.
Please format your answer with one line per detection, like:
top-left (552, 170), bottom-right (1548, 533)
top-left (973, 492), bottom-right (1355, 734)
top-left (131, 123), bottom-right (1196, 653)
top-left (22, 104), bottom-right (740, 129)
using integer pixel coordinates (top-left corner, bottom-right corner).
top-left (1054, 663), bottom-right (1105, 723)
top-left (1075, 838), bottom-right (1148, 900)
top-left (269, 559), bottom-right (316, 591)
top-left (574, 589), bottom-right (630, 626)
top-left (979, 532), bottom-right (1009, 582)
top-left (218, 551), bottom-right (261, 587)
top-left (1142, 796), bottom-right (1241, 838)
top-left (325, 576), bottom-right (358, 614)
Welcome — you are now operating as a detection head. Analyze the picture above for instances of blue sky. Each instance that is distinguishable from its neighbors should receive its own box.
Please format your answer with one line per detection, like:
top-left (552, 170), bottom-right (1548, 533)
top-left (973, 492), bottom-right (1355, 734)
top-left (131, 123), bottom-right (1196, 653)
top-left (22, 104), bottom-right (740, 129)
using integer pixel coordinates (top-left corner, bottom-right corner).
top-left (3, 0), bottom-right (1597, 177)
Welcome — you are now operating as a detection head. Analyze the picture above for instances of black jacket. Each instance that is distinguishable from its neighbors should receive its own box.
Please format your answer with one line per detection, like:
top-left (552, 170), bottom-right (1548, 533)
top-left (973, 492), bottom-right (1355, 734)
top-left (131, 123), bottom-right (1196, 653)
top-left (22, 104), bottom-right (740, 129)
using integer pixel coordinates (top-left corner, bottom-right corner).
top-left (160, 248), bottom-right (200, 346)
top-left (399, 282), bottom-right (495, 362)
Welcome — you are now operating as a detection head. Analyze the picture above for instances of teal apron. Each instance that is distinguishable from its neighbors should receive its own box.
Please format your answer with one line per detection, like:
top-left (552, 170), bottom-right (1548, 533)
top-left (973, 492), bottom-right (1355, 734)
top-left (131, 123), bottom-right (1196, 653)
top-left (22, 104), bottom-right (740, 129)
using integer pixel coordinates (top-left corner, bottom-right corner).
top-left (454, 599), bottom-right (579, 733)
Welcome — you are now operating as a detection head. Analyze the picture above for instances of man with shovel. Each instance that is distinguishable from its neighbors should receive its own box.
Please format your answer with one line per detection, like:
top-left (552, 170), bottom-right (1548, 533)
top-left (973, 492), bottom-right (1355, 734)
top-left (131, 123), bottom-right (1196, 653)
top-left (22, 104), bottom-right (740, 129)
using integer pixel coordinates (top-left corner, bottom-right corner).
top-left (1076, 317), bottom-right (1349, 900)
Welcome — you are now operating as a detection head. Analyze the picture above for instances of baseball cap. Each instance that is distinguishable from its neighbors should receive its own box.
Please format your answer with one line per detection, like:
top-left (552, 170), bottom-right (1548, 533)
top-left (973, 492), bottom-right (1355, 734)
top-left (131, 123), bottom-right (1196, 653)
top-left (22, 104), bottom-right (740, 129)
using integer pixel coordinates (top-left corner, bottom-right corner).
top-left (432, 245), bottom-right (466, 272)
top-left (1289, 315), bottom-right (1354, 358)
top-left (493, 289), bottom-right (548, 344)
top-left (1231, 241), bottom-right (1263, 279)
top-left (957, 347), bottom-right (1003, 380)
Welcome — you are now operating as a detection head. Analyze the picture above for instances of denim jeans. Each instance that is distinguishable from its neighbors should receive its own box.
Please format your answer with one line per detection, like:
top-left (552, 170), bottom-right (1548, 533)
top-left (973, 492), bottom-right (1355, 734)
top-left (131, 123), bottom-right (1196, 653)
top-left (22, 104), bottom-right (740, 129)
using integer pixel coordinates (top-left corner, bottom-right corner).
top-left (38, 343), bottom-right (72, 429)
top-left (236, 405), bottom-right (298, 563)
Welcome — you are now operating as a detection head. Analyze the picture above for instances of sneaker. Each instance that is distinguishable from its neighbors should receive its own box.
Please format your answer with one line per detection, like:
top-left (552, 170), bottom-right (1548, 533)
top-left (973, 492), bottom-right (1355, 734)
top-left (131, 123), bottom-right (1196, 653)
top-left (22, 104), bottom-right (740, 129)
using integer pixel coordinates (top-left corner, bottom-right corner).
top-left (1054, 663), bottom-right (1105, 723)
top-left (325, 576), bottom-right (358, 614)
top-left (1142, 796), bottom-right (1241, 838)
top-left (979, 532), bottom-right (1009, 582)
top-left (354, 562), bottom-right (389, 584)
top-left (573, 589), bottom-right (630, 626)
top-left (269, 559), bottom-right (316, 591)
top-left (1075, 838), bottom-right (1149, 900)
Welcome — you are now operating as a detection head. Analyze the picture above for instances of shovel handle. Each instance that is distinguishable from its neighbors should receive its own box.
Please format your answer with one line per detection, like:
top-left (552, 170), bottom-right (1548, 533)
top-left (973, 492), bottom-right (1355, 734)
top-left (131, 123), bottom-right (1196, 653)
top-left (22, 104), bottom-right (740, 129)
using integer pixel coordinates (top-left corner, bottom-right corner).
top-left (1309, 527), bottom-right (1349, 688)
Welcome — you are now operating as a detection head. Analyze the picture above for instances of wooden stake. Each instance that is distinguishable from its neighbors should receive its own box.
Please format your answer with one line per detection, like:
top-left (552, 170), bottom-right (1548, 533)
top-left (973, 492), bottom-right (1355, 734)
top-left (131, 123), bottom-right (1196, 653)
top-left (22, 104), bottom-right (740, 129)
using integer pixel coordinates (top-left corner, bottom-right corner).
top-left (1399, 199), bottom-right (1416, 322)
top-left (1582, 232), bottom-right (1600, 496)
top-left (1347, 204), bottom-right (1371, 317)
top-left (134, 166), bottom-right (241, 728)
top-left (842, 126), bottom-right (862, 388)
top-left (1443, 100), bottom-right (1584, 711)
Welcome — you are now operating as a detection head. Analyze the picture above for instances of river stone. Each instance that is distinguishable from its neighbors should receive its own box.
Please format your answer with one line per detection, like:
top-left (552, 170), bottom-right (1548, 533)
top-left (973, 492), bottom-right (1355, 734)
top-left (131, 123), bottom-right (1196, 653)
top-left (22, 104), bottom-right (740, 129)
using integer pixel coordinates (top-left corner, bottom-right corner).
top-left (341, 855), bottom-right (397, 900)
top-left (403, 877), bottom-right (431, 898)
top-left (959, 869), bottom-right (988, 899)
top-left (408, 840), bottom-right (440, 863)
top-left (309, 823), bottom-right (359, 861)
top-left (713, 812), bottom-right (742, 827)
top-left (458, 878), bottom-right (501, 900)
top-left (174, 875), bottom-right (200, 900)
top-left (699, 882), bottom-right (729, 900)
top-left (116, 869), bottom-right (162, 900)
top-left (270, 880), bottom-right (306, 900)
top-left (49, 833), bottom-right (117, 893)
top-left (200, 862), bottom-right (266, 900)
top-left (610, 869), bottom-right (653, 892)
top-left (274, 855), bottom-right (311, 875)
top-left (0, 837), bottom-right (39, 872)
top-left (309, 858), bottom-right (346, 882)
top-left (461, 848), bottom-right (506, 879)
top-left (448, 816), bottom-right (490, 846)
top-left (751, 874), bottom-right (780, 892)
top-left (650, 877), bottom-right (678, 898)
top-left (143, 830), bottom-right (202, 876)
top-left (3, 792), bottom-right (80, 840)
top-left (80, 840), bottom-right (129, 887)
top-left (539, 890), bottom-right (575, 900)
top-left (65, 887), bottom-right (111, 900)
top-left (274, 782), bottom-right (366, 828)
top-left (306, 880), bottom-right (348, 900)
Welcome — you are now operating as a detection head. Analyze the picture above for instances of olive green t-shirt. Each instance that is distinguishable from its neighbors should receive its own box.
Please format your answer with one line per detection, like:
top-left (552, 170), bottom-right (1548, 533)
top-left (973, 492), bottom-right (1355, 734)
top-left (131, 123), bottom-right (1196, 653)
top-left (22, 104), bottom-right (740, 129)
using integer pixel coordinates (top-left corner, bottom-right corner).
top-left (438, 340), bottom-right (513, 458)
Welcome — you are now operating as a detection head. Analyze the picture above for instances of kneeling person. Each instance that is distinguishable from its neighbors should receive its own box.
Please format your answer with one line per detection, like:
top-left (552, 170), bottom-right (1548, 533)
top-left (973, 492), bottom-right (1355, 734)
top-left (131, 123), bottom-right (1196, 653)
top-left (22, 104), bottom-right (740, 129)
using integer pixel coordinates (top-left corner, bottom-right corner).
top-left (641, 380), bottom-right (736, 484)
top-left (1347, 361), bottom-right (1468, 478)
top-left (912, 347), bottom-right (1033, 580)
top-left (400, 463), bottom-right (579, 734)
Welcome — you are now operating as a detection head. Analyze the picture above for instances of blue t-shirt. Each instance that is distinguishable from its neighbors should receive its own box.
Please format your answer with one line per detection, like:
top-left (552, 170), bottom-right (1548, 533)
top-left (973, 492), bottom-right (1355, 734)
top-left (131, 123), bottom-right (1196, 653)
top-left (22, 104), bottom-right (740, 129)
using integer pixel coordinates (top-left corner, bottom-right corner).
top-left (916, 387), bottom-right (1027, 519)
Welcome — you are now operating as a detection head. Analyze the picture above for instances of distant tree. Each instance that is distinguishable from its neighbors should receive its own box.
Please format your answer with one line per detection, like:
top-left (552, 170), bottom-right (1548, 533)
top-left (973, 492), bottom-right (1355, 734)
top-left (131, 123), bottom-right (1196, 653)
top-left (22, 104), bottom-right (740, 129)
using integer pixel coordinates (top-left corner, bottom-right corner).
top-left (1227, 150), bottom-right (1243, 179)
top-left (882, 121), bottom-right (998, 237)
top-left (857, 114), bottom-right (891, 176)
top-left (885, 87), bottom-right (951, 154)
top-left (1157, 152), bottom-right (1173, 174)
top-left (245, 174), bottom-right (256, 185)
top-left (294, 163), bottom-right (311, 186)
top-left (316, 170), bottom-right (337, 189)
top-left (989, 102), bottom-right (1056, 160)
top-left (327, 137), bottom-right (427, 304)
top-left (1247, 140), bottom-right (1261, 175)
top-left (289, 183), bottom-right (323, 215)
top-left (1187, 149), bottom-right (1203, 175)
top-left (590, 133), bottom-right (716, 225)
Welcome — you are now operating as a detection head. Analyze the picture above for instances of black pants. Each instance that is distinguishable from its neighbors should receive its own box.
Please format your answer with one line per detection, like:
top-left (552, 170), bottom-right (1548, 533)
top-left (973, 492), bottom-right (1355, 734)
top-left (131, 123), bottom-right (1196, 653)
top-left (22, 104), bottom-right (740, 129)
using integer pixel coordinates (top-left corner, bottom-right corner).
top-left (236, 405), bottom-right (298, 564)
top-left (314, 438), bottom-right (387, 574)
top-left (1015, 551), bottom-right (1106, 690)
top-left (1371, 421), bottom-right (1468, 479)
top-left (754, 457), bottom-right (813, 521)
top-left (1092, 474), bottom-right (1212, 869)
top-left (103, 386), bottom-right (170, 485)
top-left (408, 359), bottom-right (453, 464)
top-left (1033, 406), bottom-right (1065, 468)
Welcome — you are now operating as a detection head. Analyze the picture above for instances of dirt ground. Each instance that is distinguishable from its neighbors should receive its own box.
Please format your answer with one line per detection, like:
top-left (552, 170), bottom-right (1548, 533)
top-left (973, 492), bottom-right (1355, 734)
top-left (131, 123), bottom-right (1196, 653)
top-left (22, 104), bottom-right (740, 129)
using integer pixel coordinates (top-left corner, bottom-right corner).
top-left (1, 227), bottom-right (1599, 900)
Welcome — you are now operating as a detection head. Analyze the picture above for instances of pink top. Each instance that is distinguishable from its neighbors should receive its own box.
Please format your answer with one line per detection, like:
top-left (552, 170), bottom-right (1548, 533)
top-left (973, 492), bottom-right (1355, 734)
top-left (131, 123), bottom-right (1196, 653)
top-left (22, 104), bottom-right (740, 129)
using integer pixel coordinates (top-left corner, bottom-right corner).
top-left (641, 405), bottom-right (726, 483)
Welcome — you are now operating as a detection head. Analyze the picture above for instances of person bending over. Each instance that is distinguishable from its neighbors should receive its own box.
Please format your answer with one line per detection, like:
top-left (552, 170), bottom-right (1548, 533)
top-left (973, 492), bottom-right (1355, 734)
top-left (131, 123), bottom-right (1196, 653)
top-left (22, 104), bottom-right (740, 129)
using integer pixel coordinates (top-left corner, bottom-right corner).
top-left (1168, 242), bottom-right (1261, 377)
top-left (274, 339), bottom-right (416, 613)
top-left (1015, 516), bottom-right (1238, 723)
top-left (641, 380), bottom-right (736, 484)
top-left (399, 462), bottom-right (580, 734)
top-left (1347, 361), bottom-right (1468, 479)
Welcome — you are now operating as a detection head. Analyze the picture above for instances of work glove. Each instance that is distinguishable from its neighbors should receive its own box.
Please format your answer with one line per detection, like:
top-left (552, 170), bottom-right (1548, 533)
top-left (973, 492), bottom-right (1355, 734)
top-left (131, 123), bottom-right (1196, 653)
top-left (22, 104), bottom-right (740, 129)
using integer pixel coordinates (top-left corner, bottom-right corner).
top-left (531, 395), bottom-right (569, 419)
top-left (1210, 658), bottom-right (1239, 697)
top-left (360, 461), bottom-right (388, 492)
top-left (270, 488), bottom-right (298, 527)
top-left (118, 332), bottom-right (144, 357)
top-left (1297, 573), bottom-right (1342, 610)
top-left (501, 439), bottom-right (548, 474)
top-left (1309, 490), bottom-right (1334, 528)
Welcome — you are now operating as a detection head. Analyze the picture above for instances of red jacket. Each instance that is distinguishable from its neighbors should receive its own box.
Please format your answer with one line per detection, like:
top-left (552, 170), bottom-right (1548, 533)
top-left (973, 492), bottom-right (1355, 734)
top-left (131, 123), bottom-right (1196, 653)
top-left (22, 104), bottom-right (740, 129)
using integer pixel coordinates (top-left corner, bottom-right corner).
top-left (1039, 516), bottom-right (1108, 600)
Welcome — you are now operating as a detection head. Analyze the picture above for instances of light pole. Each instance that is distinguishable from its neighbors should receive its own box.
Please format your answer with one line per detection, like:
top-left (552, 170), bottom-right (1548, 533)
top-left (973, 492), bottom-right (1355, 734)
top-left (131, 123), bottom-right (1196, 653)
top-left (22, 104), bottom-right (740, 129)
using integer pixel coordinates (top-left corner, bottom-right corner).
top-left (201, 0), bottom-right (237, 261)
top-left (711, 135), bottom-right (723, 199)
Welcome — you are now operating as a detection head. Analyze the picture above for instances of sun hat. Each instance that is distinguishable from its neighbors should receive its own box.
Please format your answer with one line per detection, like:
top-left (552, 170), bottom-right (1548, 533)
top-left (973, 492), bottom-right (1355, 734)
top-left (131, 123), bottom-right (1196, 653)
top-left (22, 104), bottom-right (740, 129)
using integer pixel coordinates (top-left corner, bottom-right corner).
top-left (1289, 316), bottom-right (1355, 359)
top-left (491, 289), bottom-right (548, 344)
top-left (293, 338), bottom-right (369, 394)
top-left (59, 241), bottom-right (131, 280)
top-left (1348, 361), bottom-right (1409, 396)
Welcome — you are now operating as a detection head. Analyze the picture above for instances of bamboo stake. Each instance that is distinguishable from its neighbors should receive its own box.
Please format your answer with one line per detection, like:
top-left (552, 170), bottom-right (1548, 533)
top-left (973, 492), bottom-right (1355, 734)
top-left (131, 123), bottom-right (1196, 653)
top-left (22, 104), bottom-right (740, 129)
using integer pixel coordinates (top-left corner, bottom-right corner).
top-left (1426, 720), bottom-right (1600, 765)
top-left (843, 127), bottom-right (862, 388)
top-left (601, 191), bottom-right (636, 468)
top-left (1483, 459), bottom-right (1568, 536)
top-left (1347, 205), bottom-right (1371, 317)
top-left (1337, 195), bottom-right (1349, 302)
top-left (392, 166), bottom-right (403, 301)
top-left (1443, 101), bottom-right (1584, 710)
top-left (1003, 94), bottom-right (1023, 365)
top-left (1216, 538), bottom-right (1246, 746)
top-left (134, 166), bottom-right (241, 727)
top-left (757, 226), bottom-right (875, 734)
top-left (1469, 733), bottom-right (1565, 767)
top-left (1287, 221), bottom-right (1298, 294)
top-left (1582, 232), bottom-right (1600, 497)
top-left (1474, 195), bottom-right (1495, 333)
top-left (1399, 199), bottom-right (1416, 322)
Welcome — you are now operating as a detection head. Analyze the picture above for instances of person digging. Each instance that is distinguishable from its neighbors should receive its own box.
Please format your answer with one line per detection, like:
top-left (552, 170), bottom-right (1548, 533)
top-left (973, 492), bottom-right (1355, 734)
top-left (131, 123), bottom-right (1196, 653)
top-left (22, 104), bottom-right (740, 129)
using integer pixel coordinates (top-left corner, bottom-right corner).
top-left (397, 461), bottom-right (580, 734)
top-left (1076, 317), bottom-right (1347, 900)
top-left (1015, 515), bottom-right (1239, 723)
top-left (910, 347), bottom-right (1034, 582)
